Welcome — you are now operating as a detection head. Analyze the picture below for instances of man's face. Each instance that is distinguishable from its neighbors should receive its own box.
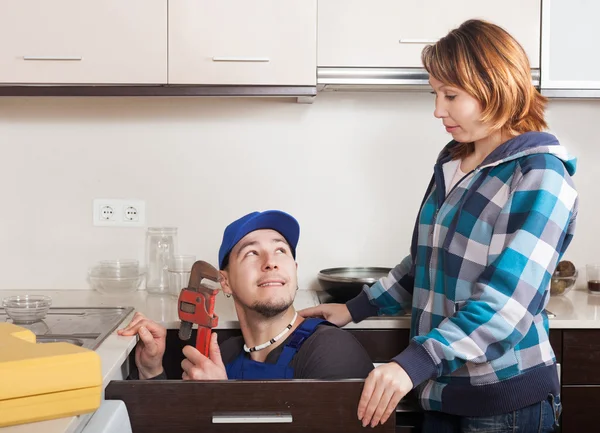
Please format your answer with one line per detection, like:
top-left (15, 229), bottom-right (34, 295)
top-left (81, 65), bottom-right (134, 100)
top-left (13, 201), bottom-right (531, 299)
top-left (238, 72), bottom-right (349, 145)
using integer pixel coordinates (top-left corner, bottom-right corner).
top-left (220, 229), bottom-right (298, 318)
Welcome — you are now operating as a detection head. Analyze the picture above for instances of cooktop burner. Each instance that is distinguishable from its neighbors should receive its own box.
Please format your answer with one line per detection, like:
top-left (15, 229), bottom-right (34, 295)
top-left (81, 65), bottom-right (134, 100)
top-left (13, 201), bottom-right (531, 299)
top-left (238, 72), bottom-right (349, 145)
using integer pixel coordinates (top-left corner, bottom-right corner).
top-left (0, 306), bottom-right (134, 350)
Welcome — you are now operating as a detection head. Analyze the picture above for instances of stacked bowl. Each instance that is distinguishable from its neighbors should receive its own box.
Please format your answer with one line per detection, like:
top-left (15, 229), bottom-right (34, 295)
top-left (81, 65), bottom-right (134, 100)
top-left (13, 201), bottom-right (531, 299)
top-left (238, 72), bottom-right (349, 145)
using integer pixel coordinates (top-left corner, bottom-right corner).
top-left (88, 259), bottom-right (145, 295)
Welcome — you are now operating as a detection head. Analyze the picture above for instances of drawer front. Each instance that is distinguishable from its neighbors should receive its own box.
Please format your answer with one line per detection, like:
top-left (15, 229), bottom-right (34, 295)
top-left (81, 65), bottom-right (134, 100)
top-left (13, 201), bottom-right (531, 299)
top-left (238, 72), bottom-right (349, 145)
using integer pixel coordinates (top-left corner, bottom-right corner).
top-left (318, 0), bottom-right (540, 68)
top-left (106, 380), bottom-right (396, 433)
top-left (562, 330), bottom-right (600, 385)
top-left (549, 330), bottom-right (562, 364)
top-left (561, 386), bottom-right (600, 433)
top-left (169, 0), bottom-right (317, 85)
top-left (0, 0), bottom-right (167, 84)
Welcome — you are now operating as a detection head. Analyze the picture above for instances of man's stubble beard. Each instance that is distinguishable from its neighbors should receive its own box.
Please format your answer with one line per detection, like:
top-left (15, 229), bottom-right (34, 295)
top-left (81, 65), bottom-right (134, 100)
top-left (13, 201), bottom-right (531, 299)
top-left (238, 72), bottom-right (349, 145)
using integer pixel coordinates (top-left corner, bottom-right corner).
top-left (249, 298), bottom-right (293, 318)
top-left (232, 284), bottom-right (299, 319)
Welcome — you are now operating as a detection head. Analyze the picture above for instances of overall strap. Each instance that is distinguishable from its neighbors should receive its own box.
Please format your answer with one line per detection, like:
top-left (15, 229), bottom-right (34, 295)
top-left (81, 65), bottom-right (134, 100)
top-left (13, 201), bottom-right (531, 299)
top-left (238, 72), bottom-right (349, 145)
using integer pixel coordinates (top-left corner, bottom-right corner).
top-left (225, 318), bottom-right (335, 379)
top-left (275, 318), bottom-right (331, 367)
top-left (225, 350), bottom-right (246, 378)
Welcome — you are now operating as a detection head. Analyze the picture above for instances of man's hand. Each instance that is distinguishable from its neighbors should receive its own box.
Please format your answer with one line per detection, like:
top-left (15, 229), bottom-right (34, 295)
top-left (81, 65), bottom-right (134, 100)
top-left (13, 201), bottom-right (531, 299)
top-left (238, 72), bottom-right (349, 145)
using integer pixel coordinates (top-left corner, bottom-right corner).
top-left (181, 332), bottom-right (228, 381)
top-left (298, 304), bottom-right (353, 327)
top-left (358, 362), bottom-right (413, 428)
top-left (117, 312), bottom-right (166, 379)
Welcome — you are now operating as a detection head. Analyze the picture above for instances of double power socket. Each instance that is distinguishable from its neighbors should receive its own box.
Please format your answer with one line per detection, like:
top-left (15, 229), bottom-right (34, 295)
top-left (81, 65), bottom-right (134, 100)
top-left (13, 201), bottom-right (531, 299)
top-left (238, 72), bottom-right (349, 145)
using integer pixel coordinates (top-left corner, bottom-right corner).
top-left (93, 199), bottom-right (146, 227)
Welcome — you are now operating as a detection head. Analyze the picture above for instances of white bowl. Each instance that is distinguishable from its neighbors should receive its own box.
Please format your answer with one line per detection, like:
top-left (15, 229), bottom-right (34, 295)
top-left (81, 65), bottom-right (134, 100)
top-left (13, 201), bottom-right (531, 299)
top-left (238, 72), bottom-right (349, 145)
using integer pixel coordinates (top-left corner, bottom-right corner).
top-left (91, 259), bottom-right (140, 278)
top-left (2, 295), bottom-right (52, 323)
top-left (88, 273), bottom-right (144, 296)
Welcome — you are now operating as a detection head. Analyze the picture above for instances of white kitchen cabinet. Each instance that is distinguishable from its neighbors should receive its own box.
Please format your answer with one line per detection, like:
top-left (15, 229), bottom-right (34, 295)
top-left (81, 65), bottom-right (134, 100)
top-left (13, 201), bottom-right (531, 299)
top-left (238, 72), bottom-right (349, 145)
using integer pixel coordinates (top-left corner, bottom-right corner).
top-left (0, 0), bottom-right (167, 84)
top-left (318, 0), bottom-right (541, 69)
top-left (82, 400), bottom-right (133, 433)
top-left (168, 0), bottom-right (317, 85)
top-left (541, 0), bottom-right (600, 94)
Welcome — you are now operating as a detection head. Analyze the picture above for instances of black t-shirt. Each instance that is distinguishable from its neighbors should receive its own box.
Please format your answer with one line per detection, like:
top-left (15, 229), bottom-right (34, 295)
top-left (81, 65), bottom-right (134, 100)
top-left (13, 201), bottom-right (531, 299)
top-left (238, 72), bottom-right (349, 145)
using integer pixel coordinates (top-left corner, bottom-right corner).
top-left (221, 323), bottom-right (374, 380)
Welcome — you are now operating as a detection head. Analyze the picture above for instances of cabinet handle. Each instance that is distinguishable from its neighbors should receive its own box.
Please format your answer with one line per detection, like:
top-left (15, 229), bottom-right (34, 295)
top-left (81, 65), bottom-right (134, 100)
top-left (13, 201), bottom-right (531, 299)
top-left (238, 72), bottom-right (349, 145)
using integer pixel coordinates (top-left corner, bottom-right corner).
top-left (212, 57), bottom-right (270, 63)
top-left (212, 412), bottom-right (292, 424)
top-left (398, 39), bottom-right (438, 44)
top-left (23, 56), bottom-right (82, 61)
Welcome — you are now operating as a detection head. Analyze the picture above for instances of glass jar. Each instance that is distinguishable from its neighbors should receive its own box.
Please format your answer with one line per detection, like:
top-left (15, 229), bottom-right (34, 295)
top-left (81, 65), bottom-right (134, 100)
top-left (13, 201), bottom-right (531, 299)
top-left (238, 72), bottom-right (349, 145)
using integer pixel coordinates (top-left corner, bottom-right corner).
top-left (145, 227), bottom-right (178, 294)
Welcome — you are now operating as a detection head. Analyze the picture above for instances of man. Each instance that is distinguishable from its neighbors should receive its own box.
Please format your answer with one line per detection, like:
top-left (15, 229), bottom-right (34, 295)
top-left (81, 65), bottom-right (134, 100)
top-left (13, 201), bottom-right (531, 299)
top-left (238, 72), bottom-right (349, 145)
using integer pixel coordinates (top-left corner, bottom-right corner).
top-left (118, 210), bottom-right (374, 380)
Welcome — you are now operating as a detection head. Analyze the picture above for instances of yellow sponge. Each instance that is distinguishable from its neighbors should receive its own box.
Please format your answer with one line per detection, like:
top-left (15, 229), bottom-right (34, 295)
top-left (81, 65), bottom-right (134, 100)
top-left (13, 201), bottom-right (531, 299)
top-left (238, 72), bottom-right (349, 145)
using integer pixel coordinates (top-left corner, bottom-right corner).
top-left (0, 323), bottom-right (102, 427)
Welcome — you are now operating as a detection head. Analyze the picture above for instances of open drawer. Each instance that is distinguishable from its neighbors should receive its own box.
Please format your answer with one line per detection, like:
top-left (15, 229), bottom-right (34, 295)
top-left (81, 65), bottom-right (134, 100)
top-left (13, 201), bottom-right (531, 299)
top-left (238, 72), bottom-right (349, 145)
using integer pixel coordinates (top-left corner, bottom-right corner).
top-left (105, 380), bottom-right (402, 432)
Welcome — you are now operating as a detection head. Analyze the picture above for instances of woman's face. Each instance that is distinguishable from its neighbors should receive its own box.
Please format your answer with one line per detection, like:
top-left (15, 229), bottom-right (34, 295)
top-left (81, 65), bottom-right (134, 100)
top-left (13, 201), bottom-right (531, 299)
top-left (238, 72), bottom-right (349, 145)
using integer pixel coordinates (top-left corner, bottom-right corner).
top-left (429, 76), bottom-right (492, 144)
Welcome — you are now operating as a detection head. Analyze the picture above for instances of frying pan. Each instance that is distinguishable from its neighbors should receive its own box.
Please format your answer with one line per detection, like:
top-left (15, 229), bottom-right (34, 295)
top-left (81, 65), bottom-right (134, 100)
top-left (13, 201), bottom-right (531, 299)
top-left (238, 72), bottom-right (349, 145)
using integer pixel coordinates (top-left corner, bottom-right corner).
top-left (317, 267), bottom-right (392, 303)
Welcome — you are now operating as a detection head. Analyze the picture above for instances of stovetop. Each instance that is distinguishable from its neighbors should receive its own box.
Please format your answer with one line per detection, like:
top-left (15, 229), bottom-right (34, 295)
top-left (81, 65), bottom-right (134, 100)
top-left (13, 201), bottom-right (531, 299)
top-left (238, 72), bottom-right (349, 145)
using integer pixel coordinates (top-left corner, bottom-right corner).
top-left (0, 306), bottom-right (134, 350)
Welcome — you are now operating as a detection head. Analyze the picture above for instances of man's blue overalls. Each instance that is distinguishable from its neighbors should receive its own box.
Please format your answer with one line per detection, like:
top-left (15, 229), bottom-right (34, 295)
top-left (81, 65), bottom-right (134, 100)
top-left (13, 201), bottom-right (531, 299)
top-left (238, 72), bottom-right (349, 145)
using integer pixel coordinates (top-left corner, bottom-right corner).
top-left (225, 318), bottom-right (328, 379)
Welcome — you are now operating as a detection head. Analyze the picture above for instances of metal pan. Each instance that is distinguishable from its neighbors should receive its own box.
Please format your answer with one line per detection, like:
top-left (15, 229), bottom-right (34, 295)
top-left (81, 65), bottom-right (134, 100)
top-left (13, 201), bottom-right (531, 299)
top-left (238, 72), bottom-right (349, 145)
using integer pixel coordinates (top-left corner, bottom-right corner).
top-left (317, 267), bottom-right (392, 303)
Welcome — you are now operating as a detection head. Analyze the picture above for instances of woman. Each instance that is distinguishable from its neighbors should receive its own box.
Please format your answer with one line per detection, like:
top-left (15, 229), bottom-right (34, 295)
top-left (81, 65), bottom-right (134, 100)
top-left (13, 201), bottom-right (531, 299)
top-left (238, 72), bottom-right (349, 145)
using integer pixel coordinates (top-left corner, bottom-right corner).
top-left (301, 19), bottom-right (576, 432)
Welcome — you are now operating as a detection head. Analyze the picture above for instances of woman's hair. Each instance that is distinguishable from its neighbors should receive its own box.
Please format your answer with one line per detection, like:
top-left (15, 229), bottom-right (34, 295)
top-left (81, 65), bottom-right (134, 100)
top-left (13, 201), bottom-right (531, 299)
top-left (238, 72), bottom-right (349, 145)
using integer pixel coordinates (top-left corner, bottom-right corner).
top-left (421, 19), bottom-right (547, 159)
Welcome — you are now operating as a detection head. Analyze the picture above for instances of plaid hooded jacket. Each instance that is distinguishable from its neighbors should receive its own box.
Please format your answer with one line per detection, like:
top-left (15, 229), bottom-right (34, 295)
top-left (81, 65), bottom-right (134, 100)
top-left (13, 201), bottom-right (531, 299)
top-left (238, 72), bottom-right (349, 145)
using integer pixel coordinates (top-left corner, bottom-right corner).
top-left (347, 131), bottom-right (578, 416)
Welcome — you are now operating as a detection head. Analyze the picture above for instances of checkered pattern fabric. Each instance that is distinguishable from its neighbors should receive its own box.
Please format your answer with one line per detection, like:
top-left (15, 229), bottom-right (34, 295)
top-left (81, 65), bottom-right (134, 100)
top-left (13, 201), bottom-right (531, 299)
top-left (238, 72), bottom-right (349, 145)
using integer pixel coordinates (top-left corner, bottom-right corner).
top-left (349, 132), bottom-right (578, 416)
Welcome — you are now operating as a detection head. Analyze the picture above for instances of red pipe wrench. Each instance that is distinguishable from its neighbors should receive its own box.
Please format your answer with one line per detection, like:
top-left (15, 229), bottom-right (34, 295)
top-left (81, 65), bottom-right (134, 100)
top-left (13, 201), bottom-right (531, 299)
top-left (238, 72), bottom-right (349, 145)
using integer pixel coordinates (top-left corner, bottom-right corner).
top-left (177, 261), bottom-right (220, 356)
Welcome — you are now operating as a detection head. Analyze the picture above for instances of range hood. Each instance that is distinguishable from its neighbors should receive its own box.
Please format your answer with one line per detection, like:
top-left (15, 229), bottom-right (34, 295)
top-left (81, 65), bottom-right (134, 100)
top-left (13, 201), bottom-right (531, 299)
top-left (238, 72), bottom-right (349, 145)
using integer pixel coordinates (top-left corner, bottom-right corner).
top-left (540, 88), bottom-right (600, 99)
top-left (317, 67), bottom-right (541, 92)
top-left (0, 84), bottom-right (318, 99)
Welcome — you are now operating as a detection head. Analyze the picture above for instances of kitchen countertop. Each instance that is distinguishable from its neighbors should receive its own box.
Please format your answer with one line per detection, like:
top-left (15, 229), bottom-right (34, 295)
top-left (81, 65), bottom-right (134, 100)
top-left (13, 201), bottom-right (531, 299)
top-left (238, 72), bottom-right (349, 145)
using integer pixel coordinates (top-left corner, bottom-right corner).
top-left (0, 289), bottom-right (322, 329)
top-left (1, 287), bottom-right (599, 433)
top-left (1, 287), bottom-right (600, 331)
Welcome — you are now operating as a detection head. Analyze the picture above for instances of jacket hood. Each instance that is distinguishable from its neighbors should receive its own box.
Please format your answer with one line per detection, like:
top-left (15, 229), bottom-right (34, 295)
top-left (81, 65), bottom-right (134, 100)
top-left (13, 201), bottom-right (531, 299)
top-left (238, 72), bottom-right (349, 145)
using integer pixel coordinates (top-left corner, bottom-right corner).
top-left (437, 132), bottom-right (577, 176)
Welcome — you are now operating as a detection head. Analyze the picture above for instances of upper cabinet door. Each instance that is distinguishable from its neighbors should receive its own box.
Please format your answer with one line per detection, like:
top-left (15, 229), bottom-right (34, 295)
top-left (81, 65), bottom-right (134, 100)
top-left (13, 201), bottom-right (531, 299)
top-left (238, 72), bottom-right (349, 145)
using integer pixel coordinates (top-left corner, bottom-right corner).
top-left (541, 0), bottom-right (600, 90)
top-left (0, 0), bottom-right (167, 84)
top-left (168, 0), bottom-right (317, 85)
top-left (318, 0), bottom-right (541, 69)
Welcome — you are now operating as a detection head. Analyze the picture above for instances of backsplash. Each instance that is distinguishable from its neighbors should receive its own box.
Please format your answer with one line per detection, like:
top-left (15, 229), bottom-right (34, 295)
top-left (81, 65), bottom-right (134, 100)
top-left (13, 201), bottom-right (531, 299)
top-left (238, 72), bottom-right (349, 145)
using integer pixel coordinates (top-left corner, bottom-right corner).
top-left (0, 93), bottom-right (598, 290)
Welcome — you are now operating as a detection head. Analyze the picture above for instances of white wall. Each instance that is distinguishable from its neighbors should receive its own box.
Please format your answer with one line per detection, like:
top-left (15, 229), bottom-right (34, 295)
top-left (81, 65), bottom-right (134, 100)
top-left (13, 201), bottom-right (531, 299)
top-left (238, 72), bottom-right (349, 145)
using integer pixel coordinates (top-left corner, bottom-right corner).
top-left (0, 93), bottom-right (598, 291)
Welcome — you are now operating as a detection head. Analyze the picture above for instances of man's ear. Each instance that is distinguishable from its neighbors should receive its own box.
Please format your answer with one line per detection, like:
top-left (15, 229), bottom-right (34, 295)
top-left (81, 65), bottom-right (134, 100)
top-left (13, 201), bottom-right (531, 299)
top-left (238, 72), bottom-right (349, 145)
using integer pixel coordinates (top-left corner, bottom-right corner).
top-left (295, 262), bottom-right (299, 290)
top-left (219, 270), bottom-right (232, 296)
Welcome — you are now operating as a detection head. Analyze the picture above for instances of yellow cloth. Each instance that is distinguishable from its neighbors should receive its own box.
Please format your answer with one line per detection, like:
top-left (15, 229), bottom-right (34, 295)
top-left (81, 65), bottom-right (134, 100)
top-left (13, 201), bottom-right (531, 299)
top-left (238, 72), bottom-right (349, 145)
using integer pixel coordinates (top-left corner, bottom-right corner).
top-left (0, 323), bottom-right (102, 427)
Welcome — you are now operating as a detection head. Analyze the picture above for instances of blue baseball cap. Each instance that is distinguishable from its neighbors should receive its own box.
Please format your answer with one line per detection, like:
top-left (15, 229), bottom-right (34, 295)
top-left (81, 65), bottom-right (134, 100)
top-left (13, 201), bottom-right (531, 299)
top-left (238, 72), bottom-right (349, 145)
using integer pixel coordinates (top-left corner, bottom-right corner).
top-left (218, 210), bottom-right (300, 269)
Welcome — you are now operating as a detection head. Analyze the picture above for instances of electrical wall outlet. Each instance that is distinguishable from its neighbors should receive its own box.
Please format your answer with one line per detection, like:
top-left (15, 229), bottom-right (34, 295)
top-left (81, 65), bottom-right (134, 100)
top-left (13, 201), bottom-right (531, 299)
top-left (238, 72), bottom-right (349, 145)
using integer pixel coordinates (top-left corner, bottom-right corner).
top-left (124, 206), bottom-right (139, 222)
top-left (93, 199), bottom-right (146, 227)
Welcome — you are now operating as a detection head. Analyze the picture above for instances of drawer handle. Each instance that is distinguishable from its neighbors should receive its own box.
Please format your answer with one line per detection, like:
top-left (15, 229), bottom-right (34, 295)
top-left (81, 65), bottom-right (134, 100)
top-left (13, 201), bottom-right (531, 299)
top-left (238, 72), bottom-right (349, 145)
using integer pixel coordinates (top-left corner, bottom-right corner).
top-left (212, 56), bottom-right (270, 63)
top-left (23, 56), bottom-right (82, 61)
top-left (212, 412), bottom-right (292, 424)
top-left (398, 39), bottom-right (438, 44)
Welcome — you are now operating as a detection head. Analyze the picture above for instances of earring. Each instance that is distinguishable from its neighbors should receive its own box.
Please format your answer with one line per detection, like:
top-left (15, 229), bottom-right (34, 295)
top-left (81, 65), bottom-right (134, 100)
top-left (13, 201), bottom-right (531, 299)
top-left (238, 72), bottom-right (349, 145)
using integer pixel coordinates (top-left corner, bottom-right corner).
top-left (225, 293), bottom-right (232, 298)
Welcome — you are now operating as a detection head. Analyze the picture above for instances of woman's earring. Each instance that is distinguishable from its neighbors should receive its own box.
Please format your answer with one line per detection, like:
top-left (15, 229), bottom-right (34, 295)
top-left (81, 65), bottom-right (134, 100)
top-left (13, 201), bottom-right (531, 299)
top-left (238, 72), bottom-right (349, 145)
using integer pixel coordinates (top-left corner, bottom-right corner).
top-left (225, 293), bottom-right (232, 298)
